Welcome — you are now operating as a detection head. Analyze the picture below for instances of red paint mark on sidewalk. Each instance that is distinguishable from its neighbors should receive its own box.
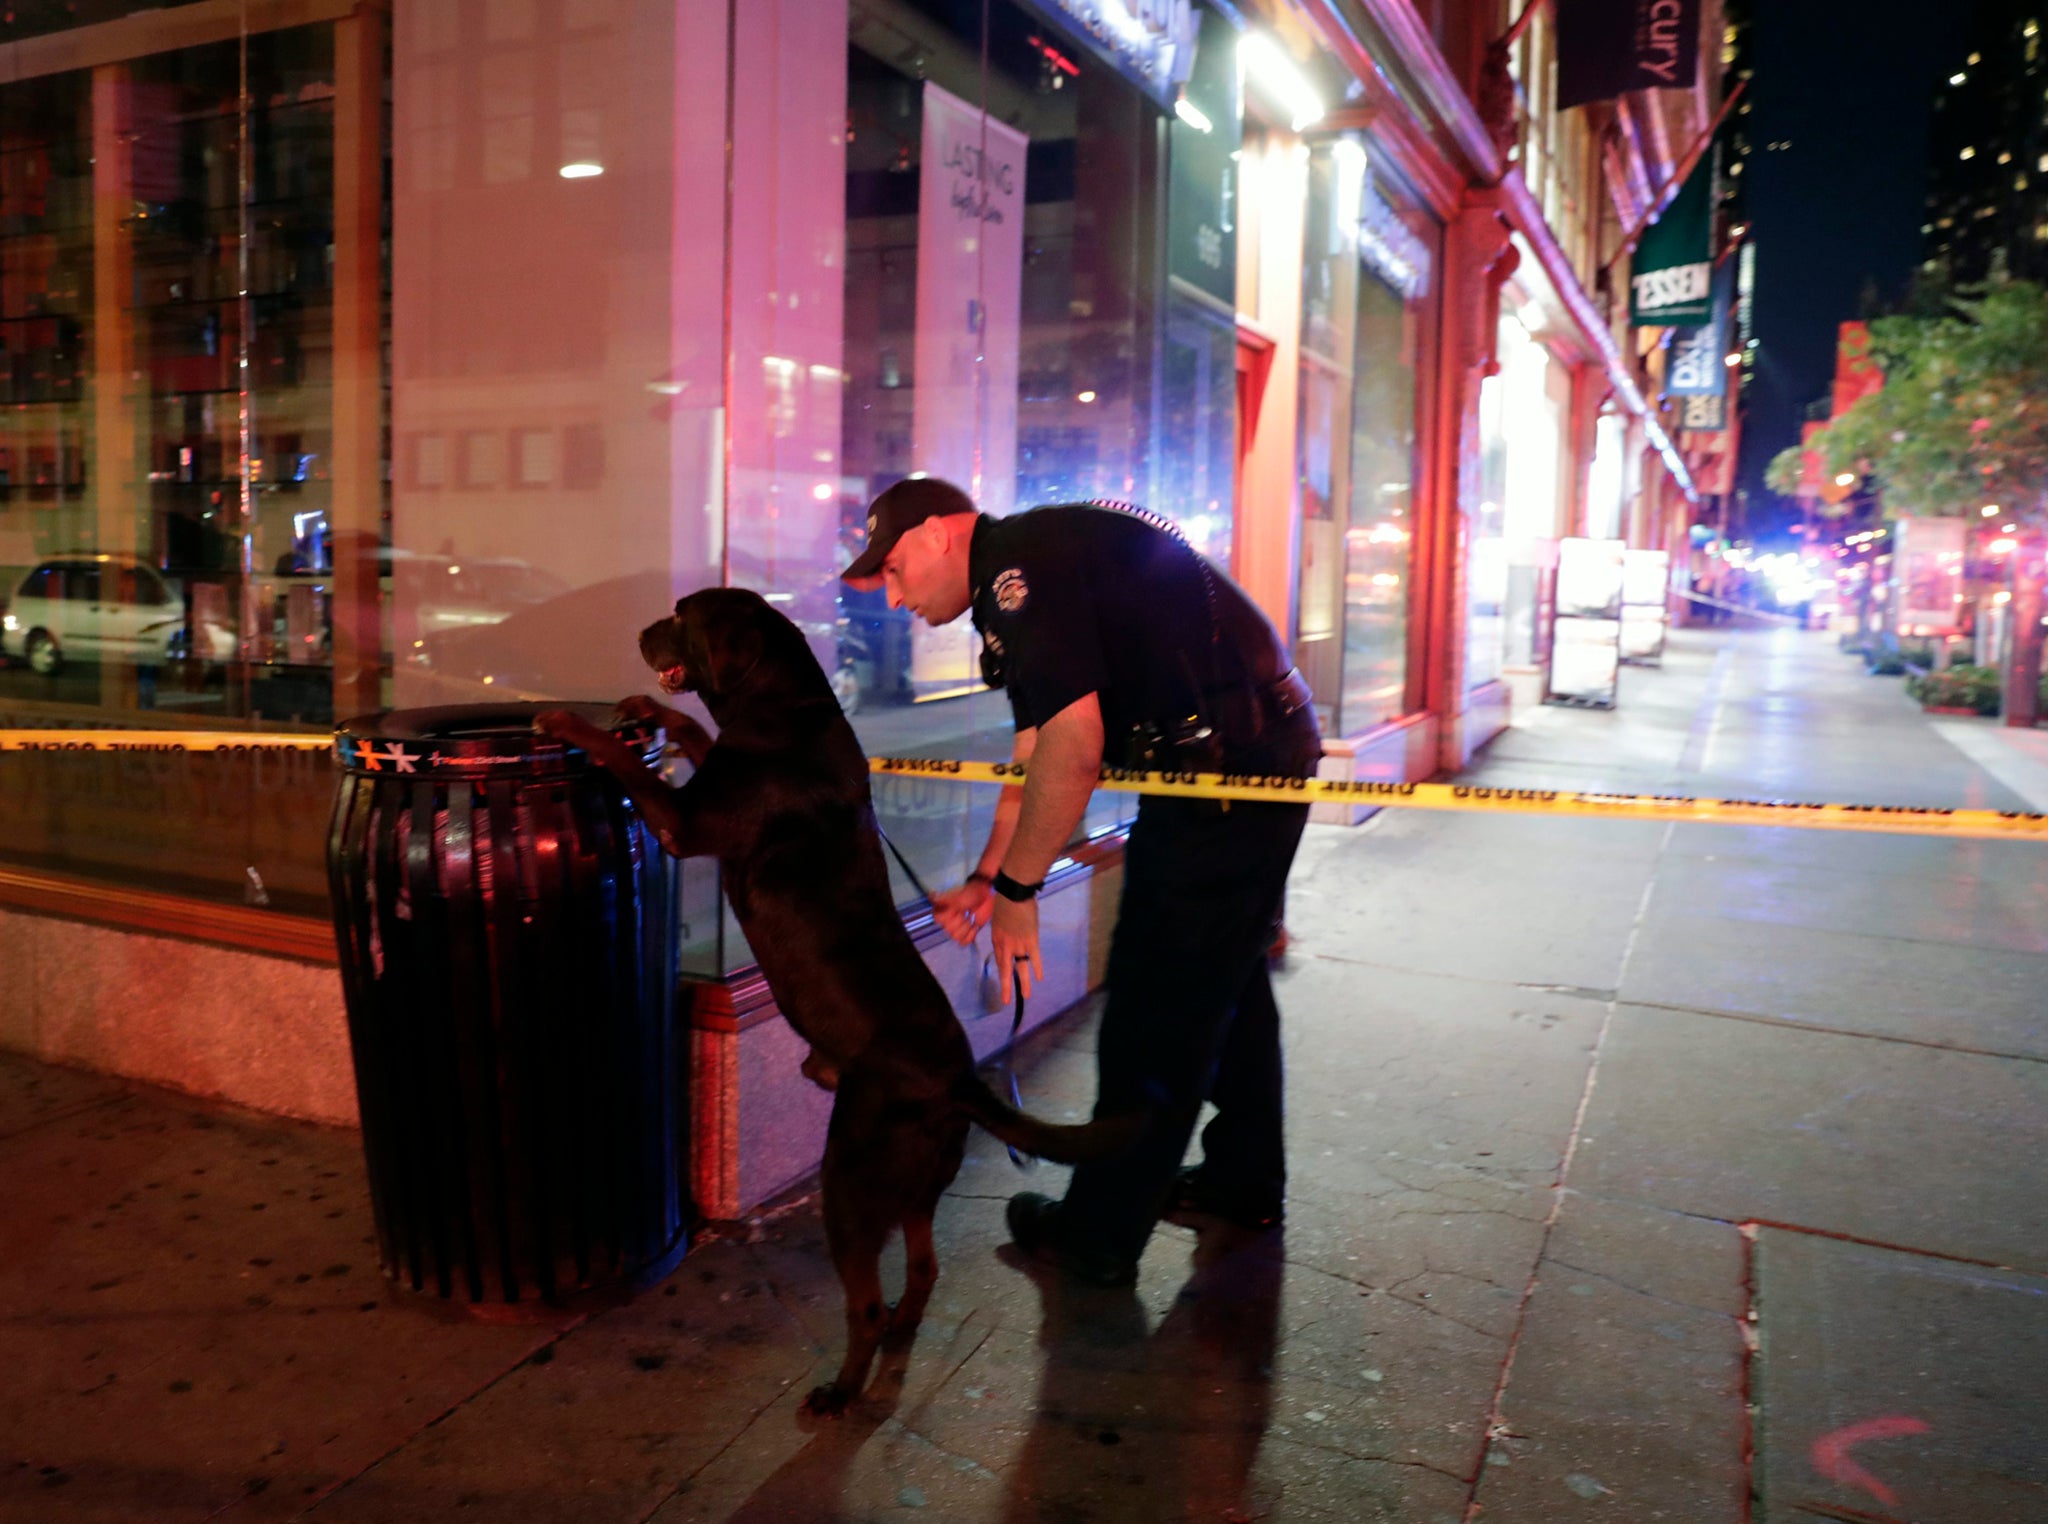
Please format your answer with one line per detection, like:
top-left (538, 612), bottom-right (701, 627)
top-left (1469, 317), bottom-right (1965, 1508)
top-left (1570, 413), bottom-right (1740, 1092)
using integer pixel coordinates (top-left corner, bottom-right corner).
top-left (1811, 1416), bottom-right (1930, 1509)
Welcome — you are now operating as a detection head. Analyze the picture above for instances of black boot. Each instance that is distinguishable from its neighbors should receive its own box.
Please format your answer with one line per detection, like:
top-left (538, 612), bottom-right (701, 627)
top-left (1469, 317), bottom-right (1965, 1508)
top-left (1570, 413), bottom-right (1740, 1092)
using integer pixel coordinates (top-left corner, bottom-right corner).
top-left (1161, 1166), bottom-right (1285, 1232)
top-left (1005, 1192), bottom-right (1139, 1288)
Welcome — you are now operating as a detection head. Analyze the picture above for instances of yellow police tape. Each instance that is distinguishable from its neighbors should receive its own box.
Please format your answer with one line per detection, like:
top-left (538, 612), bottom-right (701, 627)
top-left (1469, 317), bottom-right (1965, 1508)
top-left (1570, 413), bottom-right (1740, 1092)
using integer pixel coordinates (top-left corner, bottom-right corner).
top-left (2, 730), bottom-right (2042, 842)
top-left (869, 756), bottom-right (2048, 842)
top-left (0, 729), bottom-right (331, 755)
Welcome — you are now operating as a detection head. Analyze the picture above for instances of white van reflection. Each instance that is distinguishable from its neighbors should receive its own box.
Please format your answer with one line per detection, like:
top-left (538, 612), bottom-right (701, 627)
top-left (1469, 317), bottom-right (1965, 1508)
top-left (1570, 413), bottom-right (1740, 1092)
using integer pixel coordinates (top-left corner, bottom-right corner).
top-left (0, 554), bottom-right (234, 674)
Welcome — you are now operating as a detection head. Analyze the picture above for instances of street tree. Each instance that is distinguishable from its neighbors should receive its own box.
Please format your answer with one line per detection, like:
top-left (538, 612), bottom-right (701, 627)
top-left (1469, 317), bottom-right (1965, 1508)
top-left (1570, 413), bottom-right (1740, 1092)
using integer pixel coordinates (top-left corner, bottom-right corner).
top-left (1791, 278), bottom-right (2048, 728)
top-left (1763, 444), bottom-right (1805, 500)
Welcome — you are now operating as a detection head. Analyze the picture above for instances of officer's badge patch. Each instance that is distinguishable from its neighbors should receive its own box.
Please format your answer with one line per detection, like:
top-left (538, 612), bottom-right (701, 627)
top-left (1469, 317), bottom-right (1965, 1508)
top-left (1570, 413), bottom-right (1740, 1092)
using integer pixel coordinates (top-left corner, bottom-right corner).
top-left (993, 568), bottom-right (1029, 613)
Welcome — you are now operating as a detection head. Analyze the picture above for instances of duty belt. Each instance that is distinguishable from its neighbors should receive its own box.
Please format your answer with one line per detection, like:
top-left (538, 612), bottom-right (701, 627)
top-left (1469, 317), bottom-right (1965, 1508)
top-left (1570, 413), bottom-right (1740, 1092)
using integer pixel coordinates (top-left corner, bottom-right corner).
top-left (1207, 666), bottom-right (1316, 765)
top-left (1265, 667), bottom-right (1313, 726)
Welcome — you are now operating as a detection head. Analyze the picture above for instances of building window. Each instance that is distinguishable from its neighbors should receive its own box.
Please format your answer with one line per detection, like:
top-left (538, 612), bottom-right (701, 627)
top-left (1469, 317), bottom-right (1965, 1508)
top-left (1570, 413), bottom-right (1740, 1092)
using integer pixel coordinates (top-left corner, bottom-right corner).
top-left (511, 428), bottom-right (554, 487)
top-left (458, 430), bottom-right (504, 489)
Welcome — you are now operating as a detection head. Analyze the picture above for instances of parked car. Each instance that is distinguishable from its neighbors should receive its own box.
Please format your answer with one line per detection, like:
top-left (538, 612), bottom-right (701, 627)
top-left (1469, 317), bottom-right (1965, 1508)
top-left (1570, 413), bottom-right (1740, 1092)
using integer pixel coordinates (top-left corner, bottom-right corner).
top-left (0, 554), bottom-right (212, 674)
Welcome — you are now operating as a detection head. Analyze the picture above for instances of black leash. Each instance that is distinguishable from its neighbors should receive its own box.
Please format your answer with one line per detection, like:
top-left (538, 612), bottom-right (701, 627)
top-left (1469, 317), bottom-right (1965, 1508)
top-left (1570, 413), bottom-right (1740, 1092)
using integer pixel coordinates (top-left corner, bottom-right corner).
top-left (874, 817), bottom-right (1035, 1170)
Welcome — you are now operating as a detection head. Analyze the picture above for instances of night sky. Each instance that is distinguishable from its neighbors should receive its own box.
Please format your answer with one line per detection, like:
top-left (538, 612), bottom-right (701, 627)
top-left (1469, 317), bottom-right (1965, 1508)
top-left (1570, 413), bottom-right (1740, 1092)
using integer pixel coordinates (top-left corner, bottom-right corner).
top-left (1737, 0), bottom-right (1972, 533)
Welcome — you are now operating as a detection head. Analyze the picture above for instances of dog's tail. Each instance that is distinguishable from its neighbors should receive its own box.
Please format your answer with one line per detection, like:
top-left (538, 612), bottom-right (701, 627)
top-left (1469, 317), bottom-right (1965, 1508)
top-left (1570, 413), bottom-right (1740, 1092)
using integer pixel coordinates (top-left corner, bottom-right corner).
top-left (949, 1073), bottom-right (1148, 1163)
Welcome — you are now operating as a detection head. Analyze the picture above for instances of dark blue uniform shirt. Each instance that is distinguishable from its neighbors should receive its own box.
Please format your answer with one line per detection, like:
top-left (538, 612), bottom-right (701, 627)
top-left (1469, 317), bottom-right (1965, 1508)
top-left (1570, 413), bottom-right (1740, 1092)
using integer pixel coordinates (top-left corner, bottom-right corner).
top-left (967, 504), bottom-right (1296, 760)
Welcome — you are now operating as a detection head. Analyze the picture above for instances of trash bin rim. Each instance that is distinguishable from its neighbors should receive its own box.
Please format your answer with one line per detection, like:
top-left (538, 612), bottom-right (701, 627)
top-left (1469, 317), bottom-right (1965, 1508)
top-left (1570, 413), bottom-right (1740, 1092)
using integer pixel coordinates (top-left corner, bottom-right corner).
top-left (332, 700), bottom-right (660, 778)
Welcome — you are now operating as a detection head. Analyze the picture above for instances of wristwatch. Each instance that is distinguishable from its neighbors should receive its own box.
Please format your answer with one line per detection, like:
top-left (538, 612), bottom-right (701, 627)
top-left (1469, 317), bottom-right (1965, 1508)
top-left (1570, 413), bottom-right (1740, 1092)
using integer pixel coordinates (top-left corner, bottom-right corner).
top-left (990, 869), bottom-right (1043, 903)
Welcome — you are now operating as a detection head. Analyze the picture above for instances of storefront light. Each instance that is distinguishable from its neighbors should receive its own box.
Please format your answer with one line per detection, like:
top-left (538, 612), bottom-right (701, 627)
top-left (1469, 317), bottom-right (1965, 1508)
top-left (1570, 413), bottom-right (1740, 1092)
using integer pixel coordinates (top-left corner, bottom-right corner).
top-left (1174, 95), bottom-right (1214, 134)
top-left (1983, 503), bottom-right (2001, 515)
top-left (1332, 138), bottom-right (1365, 227)
top-left (559, 162), bottom-right (604, 179)
top-left (1077, 389), bottom-right (1097, 403)
top-left (1240, 33), bottom-right (1323, 131)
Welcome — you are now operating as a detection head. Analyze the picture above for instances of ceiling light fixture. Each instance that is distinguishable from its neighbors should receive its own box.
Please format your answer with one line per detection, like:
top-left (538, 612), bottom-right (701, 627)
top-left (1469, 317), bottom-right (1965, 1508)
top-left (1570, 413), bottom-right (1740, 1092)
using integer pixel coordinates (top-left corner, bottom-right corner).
top-left (1240, 33), bottom-right (1323, 131)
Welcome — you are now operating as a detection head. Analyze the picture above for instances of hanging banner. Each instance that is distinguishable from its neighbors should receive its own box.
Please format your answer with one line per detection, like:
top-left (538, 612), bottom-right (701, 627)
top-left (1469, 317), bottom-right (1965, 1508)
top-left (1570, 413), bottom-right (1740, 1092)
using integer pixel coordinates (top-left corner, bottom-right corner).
top-left (1630, 150), bottom-right (1715, 327)
top-left (1686, 392), bottom-right (1739, 491)
top-left (911, 82), bottom-right (1029, 689)
top-left (1557, 0), bottom-right (1700, 110)
top-left (1678, 392), bottom-right (1726, 431)
top-left (1666, 257), bottom-right (1733, 395)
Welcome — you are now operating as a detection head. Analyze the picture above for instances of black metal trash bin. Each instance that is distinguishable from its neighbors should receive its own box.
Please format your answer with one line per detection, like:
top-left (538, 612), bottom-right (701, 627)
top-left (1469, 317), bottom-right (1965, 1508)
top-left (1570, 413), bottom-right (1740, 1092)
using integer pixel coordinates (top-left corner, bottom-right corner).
top-left (327, 702), bottom-right (689, 1306)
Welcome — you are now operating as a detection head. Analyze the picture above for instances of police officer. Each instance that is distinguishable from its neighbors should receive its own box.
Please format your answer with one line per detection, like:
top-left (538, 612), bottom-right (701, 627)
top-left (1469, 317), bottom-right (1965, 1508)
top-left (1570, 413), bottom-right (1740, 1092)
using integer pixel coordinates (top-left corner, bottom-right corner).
top-left (843, 476), bottom-right (1321, 1286)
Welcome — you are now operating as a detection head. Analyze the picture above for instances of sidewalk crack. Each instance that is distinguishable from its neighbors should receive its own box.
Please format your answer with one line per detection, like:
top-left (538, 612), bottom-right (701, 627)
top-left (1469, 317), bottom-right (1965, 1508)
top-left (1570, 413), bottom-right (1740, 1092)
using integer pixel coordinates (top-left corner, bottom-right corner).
top-left (1265, 1432), bottom-right (1469, 1486)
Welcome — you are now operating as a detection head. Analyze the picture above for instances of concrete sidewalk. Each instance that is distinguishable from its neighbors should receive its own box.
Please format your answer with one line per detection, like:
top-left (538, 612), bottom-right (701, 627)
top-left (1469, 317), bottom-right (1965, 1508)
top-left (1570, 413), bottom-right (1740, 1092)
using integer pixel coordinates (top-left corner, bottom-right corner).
top-left (3, 626), bottom-right (2043, 1522)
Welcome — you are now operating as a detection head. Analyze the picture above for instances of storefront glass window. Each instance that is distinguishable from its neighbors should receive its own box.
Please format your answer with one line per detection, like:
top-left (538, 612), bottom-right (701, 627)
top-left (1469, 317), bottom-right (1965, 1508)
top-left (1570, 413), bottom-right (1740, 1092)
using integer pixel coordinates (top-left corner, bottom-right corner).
top-left (391, 0), bottom-right (729, 968)
top-left (1467, 369), bottom-right (1509, 694)
top-left (0, 16), bottom-right (364, 917)
top-left (0, 0), bottom-right (1234, 979)
top-left (1296, 135), bottom-right (1431, 737)
top-left (1495, 312), bottom-right (1565, 669)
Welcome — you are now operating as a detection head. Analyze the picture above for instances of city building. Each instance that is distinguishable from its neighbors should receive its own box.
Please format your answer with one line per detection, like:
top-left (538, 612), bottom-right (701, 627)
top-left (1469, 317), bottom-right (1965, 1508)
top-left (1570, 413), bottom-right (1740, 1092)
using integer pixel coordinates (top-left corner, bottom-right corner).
top-left (1925, 0), bottom-right (2048, 282)
top-left (0, 0), bottom-right (1729, 1215)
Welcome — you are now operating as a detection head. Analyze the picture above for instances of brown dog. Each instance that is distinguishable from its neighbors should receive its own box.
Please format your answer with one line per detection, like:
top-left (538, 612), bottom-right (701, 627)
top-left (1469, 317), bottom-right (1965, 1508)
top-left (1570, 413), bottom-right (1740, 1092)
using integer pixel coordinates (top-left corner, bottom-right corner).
top-left (535, 587), bottom-right (1135, 1416)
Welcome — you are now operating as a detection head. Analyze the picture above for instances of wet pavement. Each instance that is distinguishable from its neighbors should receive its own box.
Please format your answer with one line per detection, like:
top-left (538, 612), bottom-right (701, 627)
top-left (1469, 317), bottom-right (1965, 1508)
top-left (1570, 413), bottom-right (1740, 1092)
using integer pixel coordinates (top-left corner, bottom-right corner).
top-left (2, 625), bottom-right (2043, 1522)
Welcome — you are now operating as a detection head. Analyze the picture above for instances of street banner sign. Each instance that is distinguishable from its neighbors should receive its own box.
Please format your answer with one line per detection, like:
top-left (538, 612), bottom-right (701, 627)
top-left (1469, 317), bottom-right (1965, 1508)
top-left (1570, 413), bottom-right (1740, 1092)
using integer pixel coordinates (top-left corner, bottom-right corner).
top-left (1666, 256), bottom-right (1733, 393)
top-left (1557, 0), bottom-right (1700, 110)
top-left (1685, 394), bottom-right (1739, 491)
top-left (1630, 150), bottom-right (1715, 327)
top-left (1679, 392), bottom-right (1726, 430)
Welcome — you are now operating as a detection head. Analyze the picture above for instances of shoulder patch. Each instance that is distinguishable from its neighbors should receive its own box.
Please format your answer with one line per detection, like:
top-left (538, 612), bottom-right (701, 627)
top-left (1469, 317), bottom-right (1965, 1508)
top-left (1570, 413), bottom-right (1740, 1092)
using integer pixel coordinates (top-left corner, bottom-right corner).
top-left (993, 567), bottom-right (1029, 614)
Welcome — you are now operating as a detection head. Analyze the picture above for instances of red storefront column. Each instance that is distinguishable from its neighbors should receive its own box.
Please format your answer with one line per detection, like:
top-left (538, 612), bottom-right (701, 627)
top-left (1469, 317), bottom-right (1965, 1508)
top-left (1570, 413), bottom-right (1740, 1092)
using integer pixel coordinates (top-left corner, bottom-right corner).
top-left (1424, 192), bottom-right (1518, 773)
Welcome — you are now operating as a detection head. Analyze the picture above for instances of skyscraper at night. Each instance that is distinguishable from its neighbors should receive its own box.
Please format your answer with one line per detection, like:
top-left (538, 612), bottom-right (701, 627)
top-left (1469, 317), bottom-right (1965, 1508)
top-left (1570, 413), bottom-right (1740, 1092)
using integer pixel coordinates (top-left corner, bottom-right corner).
top-left (1925, 0), bottom-right (2048, 281)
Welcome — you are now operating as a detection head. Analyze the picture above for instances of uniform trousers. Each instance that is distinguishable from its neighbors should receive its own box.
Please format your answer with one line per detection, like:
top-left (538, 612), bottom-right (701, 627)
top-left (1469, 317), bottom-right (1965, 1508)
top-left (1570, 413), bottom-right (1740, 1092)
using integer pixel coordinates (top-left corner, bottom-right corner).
top-left (1057, 721), bottom-right (1318, 1264)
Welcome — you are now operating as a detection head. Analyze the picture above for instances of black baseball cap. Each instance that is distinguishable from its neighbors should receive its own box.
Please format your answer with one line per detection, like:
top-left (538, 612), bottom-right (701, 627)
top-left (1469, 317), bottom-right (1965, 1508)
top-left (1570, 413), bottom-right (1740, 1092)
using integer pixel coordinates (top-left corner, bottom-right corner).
top-left (842, 476), bottom-right (977, 581)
